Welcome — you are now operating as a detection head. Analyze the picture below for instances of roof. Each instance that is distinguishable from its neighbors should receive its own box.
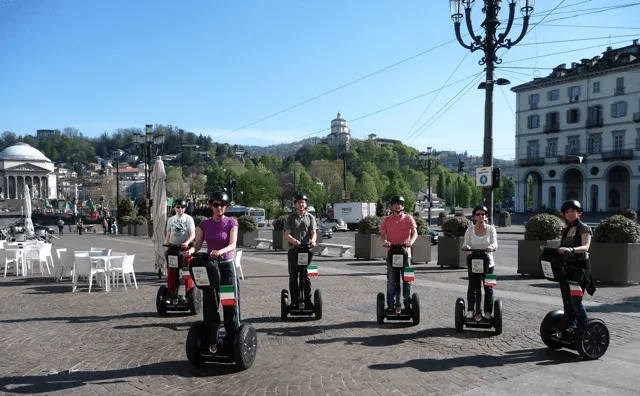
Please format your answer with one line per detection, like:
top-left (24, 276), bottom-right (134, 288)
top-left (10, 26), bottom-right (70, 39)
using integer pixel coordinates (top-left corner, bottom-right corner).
top-left (0, 142), bottom-right (52, 162)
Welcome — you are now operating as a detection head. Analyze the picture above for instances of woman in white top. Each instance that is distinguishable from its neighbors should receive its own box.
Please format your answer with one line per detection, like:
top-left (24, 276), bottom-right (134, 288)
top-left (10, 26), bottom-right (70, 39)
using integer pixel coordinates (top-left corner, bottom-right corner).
top-left (463, 205), bottom-right (498, 320)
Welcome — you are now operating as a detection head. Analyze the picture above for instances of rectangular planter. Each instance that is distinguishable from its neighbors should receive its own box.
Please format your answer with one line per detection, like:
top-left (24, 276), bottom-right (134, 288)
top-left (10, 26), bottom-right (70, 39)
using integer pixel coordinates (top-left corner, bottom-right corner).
top-left (517, 240), bottom-right (560, 276)
top-left (590, 243), bottom-right (640, 285)
top-left (411, 234), bottom-right (432, 264)
top-left (437, 236), bottom-right (466, 268)
top-left (238, 229), bottom-right (259, 247)
top-left (354, 233), bottom-right (386, 260)
top-left (272, 230), bottom-right (287, 250)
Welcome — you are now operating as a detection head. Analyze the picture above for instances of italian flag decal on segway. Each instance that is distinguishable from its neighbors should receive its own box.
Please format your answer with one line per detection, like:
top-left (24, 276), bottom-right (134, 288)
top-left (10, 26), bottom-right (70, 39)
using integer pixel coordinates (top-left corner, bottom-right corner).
top-left (220, 285), bottom-right (236, 306)
top-left (484, 274), bottom-right (497, 287)
top-left (403, 267), bottom-right (415, 282)
top-left (308, 265), bottom-right (319, 277)
top-left (568, 281), bottom-right (584, 297)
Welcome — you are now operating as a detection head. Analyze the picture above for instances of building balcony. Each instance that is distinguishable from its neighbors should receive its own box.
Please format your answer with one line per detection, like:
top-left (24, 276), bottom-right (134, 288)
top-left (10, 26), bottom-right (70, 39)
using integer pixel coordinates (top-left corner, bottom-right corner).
top-left (633, 112), bottom-right (640, 123)
top-left (518, 156), bottom-right (545, 167)
top-left (586, 119), bottom-right (604, 128)
top-left (543, 124), bottom-right (560, 133)
top-left (602, 149), bottom-right (633, 162)
top-left (558, 154), bottom-right (586, 164)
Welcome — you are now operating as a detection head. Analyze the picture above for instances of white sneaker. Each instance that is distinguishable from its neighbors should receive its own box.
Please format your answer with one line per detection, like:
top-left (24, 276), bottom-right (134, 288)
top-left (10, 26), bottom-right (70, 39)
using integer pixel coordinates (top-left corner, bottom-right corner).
top-left (483, 312), bottom-right (492, 320)
top-left (467, 311), bottom-right (475, 319)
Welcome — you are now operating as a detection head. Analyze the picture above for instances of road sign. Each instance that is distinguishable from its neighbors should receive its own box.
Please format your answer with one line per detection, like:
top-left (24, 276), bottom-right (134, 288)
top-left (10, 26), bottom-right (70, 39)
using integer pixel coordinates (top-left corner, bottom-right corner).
top-left (475, 166), bottom-right (493, 187)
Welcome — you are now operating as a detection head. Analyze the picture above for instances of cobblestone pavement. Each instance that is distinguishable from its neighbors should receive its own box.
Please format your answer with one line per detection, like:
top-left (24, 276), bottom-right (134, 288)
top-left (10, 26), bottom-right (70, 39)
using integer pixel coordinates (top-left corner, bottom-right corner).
top-left (1, 233), bottom-right (639, 395)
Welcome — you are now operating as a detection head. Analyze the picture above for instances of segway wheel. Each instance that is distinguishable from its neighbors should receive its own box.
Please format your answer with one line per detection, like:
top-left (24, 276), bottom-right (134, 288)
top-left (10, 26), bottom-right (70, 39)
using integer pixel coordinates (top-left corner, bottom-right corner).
top-left (455, 298), bottom-right (465, 332)
top-left (280, 289), bottom-right (289, 321)
top-left (189, 288), bottom-right (203, 315)
top-left (411, 293), bottom-right (420, 326)
top-left (313, 289), bottom-right (323, 320)
top-left (575, 318), bottom-right (609, 360)
top-left (493, 299), bottom-right (503, 335)
top-left (540, 310), bottom-right (564, 350)
top-left (156, 286), bottom-right (167, 316)
top-left (185, 321), bottom-right (206, 368)
top-left (234, 323), bottom-right (258, 370)
top-left (376, 292), bottom-right (385, 325)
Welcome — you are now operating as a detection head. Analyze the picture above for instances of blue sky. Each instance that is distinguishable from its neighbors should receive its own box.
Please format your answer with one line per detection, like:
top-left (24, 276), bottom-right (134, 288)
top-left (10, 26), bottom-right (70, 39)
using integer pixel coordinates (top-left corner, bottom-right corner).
top-left (1, 0), bottom-right (638, 159)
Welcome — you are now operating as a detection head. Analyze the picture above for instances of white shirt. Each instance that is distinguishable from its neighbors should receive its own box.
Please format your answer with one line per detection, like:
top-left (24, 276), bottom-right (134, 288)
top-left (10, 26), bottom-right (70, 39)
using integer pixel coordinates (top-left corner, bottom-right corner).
top-left (463, 225), bottom-right (498, 267)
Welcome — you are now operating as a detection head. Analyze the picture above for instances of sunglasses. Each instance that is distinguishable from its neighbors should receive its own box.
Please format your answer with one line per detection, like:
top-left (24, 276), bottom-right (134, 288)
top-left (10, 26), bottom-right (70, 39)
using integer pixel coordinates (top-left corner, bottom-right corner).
top-left (475, 213), bottom-right (487, 216)
top-left (174, 205), bottom-right (185, 209)
top-left (210, 202), bottom-right (225, 208)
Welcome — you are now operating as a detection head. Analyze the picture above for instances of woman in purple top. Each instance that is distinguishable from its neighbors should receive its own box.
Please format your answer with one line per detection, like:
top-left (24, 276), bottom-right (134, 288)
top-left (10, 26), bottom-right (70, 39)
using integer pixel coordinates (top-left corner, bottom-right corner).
top-left (190, 191), bottom-right (239, 352)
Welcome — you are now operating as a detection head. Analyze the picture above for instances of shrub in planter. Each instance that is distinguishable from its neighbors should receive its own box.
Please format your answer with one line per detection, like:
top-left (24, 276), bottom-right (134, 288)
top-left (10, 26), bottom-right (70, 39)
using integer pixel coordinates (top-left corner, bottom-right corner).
top-left (119, 216), bottom-right (132, 226)
top-left (454, 211), bottom-right (465, 217)
top-left (553, 211), bottom-right (564, 220)
top-left (591, 215), bottom-right (640, 285)
top-left (438, 211), bottom-right (448, 225)
top-left (594, 215), bottom-right (640, 243)
top-left (412, 214), bottom-right (431, 264)
top-left (518, 213), bottom-right (564, 276)
top-left (621, 209), bottom-right (638, 221)
top-left (272, 215), bottom-right (287, 231)
top-left (355, 216), bottom-right (385, 260)
top-left (524, 214), bottom-right (564, 241)
top-left (194, 215), bottom-right (207, 227)
top-left (441, 216), bottom-right (471, 237)
top-left (272, 215), bottom-right (288, 250)
top-left (135, 216), bottom-right (148, 225)
top-left (438, 216), bottom-right (471, 268)
top-left (413, 214), bottom-right (428, 236)
top-left (237, 215), bottom-right (258, 247)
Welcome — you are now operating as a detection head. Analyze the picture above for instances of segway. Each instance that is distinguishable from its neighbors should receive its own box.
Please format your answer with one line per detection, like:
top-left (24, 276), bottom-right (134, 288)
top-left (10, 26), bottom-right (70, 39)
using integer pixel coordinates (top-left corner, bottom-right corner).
top-left (156, 244), bottom-right (202, 316)
top-left (185, 252), bottom-right (257, 370)
top-left (376, 244), bottom-right (420, 325)
top-left (281, 244), bottom-right (322, 320)
top-left (538, 247), bottom-right (609, 360)
top-left (454, 249), bottom-right (502, 335)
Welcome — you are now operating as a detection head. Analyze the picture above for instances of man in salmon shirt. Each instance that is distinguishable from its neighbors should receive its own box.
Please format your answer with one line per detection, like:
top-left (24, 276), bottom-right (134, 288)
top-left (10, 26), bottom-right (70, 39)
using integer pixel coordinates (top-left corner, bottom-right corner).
top-left (379, 195), bottom-right (418, 314)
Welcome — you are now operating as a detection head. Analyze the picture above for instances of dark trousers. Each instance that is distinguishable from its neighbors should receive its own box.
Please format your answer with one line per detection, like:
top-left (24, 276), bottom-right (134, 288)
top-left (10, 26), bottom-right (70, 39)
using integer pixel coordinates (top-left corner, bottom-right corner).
top-left (58, 226), bottom-right (63, 235)
top-left (287, 248), bottom-right (313, 304)
top-left (559, 280), bottom-right (588, 329)
top-left (202, 259), bottom-right (239, 344)
top-left (467, 266), bottom-right (494, 314)
top-left (385, 258), bottom-right (412, 309)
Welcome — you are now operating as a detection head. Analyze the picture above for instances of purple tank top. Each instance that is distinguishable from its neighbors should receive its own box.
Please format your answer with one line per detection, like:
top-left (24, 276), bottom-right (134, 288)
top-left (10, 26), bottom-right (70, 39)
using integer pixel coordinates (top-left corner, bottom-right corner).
top-left (199, 216), bottom-right (238, 260)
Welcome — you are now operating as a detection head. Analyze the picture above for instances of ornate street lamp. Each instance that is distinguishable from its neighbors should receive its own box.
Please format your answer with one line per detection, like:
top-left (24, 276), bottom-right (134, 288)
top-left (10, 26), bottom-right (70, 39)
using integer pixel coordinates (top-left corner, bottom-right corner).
top-left (450, 0), bottom-right (534, 223)
top-left (133, 124), bottom-right (165, 211)
top-left (418, 148), bottom-right (439, 226)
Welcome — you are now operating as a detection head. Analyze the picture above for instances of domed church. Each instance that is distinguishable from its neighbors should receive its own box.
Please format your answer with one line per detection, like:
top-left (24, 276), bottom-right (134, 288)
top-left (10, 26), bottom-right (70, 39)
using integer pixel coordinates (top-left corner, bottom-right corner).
top-left (0, 142), bottom-right (56, 200)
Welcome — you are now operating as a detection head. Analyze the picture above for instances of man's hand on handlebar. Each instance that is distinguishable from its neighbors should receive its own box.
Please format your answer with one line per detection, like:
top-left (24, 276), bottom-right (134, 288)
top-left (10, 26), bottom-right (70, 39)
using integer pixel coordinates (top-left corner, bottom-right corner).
top-left (310, 240), bottom-right (317, 248)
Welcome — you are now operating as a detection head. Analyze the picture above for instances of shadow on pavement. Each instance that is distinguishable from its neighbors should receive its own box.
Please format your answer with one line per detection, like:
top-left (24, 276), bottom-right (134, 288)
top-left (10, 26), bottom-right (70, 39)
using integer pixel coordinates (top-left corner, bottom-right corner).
top-left (0, 360), bottom-right (236, 394)
top-left (253, 320), bottom-right (378, 337)
top-left (0, 311), bottom-right (159, 324)
top-left (589, 295), bottom-right (640, 314)
top-left (368, 347), bottom-right (580, 372)
top-left (307, 327), bottom-right (457, 348)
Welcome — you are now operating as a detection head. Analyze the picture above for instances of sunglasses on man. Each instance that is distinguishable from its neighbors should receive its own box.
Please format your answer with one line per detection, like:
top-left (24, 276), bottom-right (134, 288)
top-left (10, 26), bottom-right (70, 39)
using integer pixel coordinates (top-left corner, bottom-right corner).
top-left (174, 205), bottom-right (185, 209)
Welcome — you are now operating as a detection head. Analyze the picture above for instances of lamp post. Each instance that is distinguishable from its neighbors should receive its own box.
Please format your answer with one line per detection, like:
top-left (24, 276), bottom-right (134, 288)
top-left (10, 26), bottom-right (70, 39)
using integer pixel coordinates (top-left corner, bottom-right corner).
top-left (133, 124), bottom-right (165, 215)
top-left (342, 139), bottom-right (350, 202)
top-left (418, 147), bottom-right (439, 226)
top-left (111, 151), bottom-right (121, 220)
top-left (450, 0), bottom-right (534, 223)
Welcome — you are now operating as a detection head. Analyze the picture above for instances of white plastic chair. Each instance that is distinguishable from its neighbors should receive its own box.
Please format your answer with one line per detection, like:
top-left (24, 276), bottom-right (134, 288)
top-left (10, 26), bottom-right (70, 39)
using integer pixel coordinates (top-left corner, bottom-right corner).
top-left (90, 247), bottom-right (105, 252)
top-left (54, 248), bottom-right (70, 281)
top-left (235, 250), bottom-right (244, 281)
top-left (28, 243), bottom-right (53, 276)
top-left (73, 254), bottom-right (106, 293)
top-left (114, 254), bottom-right (137, 290)
top-left (107, 252), bottom-right (126, 289)
top-left (1, 247), bottom-right (22, 277)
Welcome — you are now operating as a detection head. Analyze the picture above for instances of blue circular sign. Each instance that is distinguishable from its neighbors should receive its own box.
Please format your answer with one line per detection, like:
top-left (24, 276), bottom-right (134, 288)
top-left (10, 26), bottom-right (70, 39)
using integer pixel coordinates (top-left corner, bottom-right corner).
top-left (480, 175), bottom-right (488, 185)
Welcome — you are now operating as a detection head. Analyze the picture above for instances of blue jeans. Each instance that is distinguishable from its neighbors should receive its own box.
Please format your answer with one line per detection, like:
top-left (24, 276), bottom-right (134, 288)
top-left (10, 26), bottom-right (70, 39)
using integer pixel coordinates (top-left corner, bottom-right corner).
top-left (386, 257), bottom-right (412, 309)
top-left (202, 259), bottom-right (240, 345)
top-left (467, 266), bottom-right (494, 314)
top-left (560, 279), bottom-right (588, 329)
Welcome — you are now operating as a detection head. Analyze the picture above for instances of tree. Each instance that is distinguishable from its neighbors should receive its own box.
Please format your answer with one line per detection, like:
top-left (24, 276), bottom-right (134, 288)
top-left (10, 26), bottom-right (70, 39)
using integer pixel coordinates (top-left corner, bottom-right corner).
top-left (187, 174), bottom-right (206, 205)
top-left (351, 171), bottom-right (378, 202)
top-left (436, 172), bottom-right (445, 199)
top-left (118, 197), bottom-right (136, 219)
top-left (166, 167), bottom-right (186, 198)
top-left (376, 198), bottom-right (385, 217)
top-left (137, 196), bottom-right (149, 218)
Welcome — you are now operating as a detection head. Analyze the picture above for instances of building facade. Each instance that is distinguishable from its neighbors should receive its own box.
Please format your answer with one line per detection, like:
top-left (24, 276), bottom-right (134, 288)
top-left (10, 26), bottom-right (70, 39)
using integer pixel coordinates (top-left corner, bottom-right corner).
top-left (325, 112), bottom-right (351, 149)
top-left (0, 142), bottom-right (56, 200)
top-left (512, 41), bottom-right (640, 212)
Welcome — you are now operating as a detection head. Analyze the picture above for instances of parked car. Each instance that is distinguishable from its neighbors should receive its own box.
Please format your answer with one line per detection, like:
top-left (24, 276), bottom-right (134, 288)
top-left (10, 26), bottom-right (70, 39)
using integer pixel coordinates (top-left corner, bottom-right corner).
top-left (428, 230), bottom-right (439, 245)
top-left (321, 218), bottom-right (348, 232)
top-left (320, 223), bottom-right (333, 238)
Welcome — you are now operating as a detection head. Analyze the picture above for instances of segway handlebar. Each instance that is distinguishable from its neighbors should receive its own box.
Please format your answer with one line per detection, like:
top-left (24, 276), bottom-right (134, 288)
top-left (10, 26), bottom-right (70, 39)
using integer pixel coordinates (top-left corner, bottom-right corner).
top-left (163, 242), bottom-right (194, 249)
top-left (462, 248), bottom-right (491, 253)
top-left (293, 243), bottom-right (311, 250)
top-left (389, 243), bottom-right (410, 249)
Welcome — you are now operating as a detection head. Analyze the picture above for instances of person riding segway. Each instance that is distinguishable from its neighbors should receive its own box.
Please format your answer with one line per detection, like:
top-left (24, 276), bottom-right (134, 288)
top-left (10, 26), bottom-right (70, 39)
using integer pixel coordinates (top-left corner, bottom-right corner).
top-left (156, 198), bottom-right (199, 315)
top-left (376, 195), bottom-right (420, 325)
top-left (539, 200), bottom-right (609, 360)
top-left (454, 205), bottom-right (502, 334)
top-left (281, 193), bottom-right (322, 320)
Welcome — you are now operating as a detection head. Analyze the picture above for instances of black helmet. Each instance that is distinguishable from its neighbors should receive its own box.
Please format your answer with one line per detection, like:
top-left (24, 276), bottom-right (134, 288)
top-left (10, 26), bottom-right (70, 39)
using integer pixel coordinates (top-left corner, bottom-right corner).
top-left (472, 205), bottom-right (489, 216)
top-left (173, 198), bottom-right (187, 207)
top-left (561, 200), bottom-right (581, 213)
top-left (294, 193), bottom-right (308, 203)
top-left (390, 195), bottom-right (405, 205)
top-left (208, 191), bottom-right (229, 205)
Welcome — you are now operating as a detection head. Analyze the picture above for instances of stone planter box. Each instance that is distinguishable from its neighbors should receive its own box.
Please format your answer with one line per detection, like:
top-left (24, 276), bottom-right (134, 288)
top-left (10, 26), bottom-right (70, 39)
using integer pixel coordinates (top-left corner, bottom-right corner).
top-left (134, 224), bottom-right (148, 236)
top-left (354, 233), bottom-right (386, 260)
top-left (590, 243), bottom-right (640, 285)
top-left (411, 234), bottom-right (432, 264)
top-left (517, 239), bottom-right (560, 276)
top-left (437, 236), bottom-right (466, 268)
top-left (238, 229), bottom-right (258, 247)
top-left (272, 230), bottom-right (287, 250)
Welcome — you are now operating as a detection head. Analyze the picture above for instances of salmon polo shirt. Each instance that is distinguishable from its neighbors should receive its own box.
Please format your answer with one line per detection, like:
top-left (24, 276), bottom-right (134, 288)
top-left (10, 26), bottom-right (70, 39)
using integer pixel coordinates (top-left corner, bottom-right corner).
top-left (380, 213), bottom-right (416, 254)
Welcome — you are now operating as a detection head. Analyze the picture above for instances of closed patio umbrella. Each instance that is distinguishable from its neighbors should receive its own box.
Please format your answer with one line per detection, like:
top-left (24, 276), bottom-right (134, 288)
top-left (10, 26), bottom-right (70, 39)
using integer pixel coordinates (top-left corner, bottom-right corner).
top-left (24, 184), bottom-right (35, 237)
top-left (151, 157), bottom-right (168, 278)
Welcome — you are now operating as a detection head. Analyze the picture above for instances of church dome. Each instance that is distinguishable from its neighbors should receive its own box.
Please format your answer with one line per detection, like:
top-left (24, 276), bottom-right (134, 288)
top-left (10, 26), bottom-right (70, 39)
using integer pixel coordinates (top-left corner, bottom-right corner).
top-left (0, 142), bottom-right (51, 162)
